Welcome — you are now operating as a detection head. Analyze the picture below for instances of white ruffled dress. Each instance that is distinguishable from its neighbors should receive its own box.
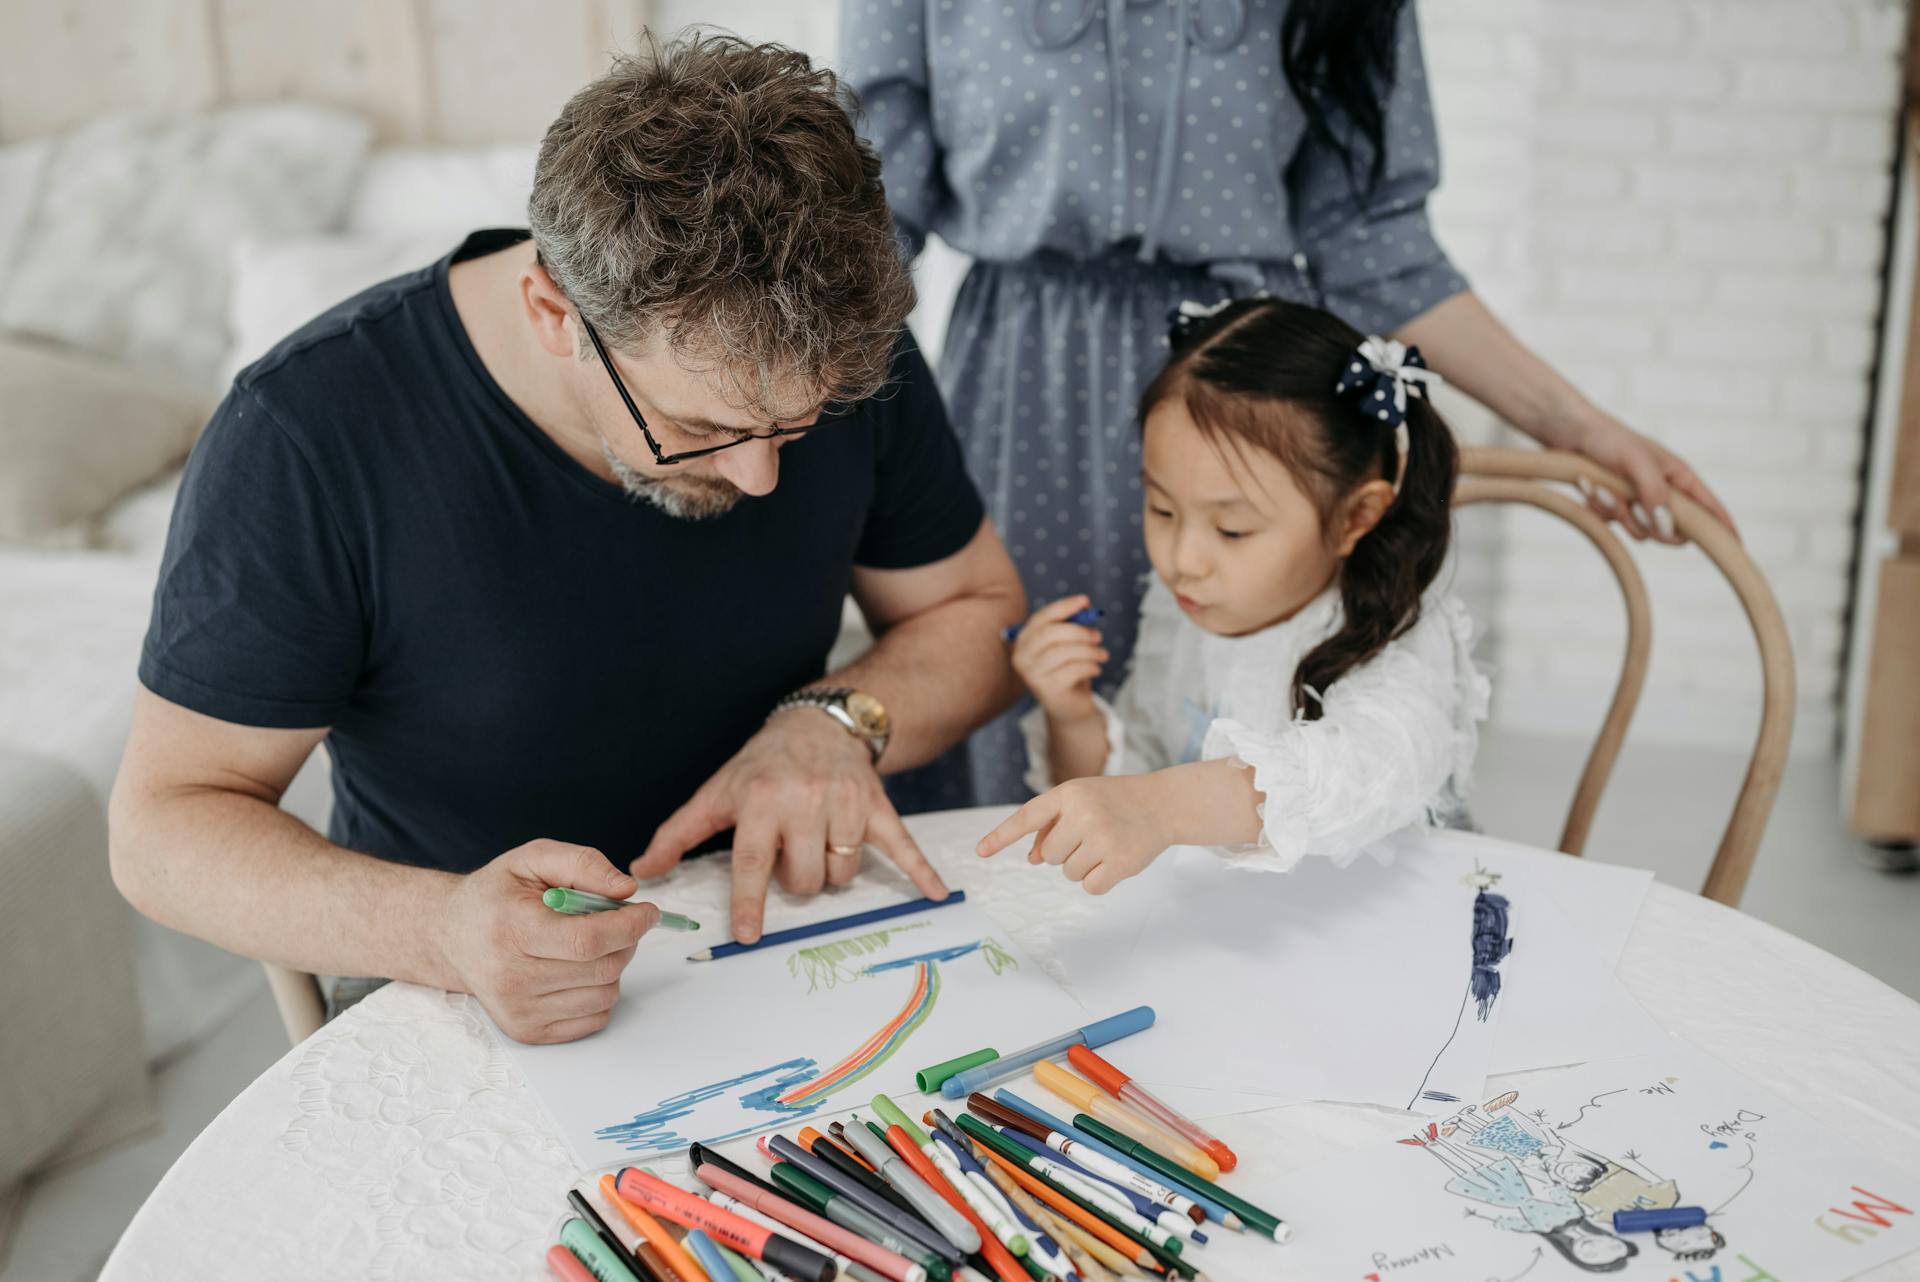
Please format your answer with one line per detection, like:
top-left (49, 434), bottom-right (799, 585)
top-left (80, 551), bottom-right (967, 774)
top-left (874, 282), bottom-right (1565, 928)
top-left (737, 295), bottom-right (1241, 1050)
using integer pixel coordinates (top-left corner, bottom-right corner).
top-left (1020, 577), bottom-right (1491, 872)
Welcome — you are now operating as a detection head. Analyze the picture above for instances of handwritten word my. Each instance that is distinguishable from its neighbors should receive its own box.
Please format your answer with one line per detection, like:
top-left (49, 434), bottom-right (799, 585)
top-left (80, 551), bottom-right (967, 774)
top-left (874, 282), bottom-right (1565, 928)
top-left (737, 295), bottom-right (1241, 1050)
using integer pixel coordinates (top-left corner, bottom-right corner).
top-left (1816, 1185), bottom-right (1914, 1244)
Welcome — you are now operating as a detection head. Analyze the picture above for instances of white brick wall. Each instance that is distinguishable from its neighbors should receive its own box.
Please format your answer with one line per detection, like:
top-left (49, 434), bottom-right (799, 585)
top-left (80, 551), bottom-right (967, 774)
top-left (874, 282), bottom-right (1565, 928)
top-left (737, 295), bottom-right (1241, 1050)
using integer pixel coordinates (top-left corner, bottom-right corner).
top-left (1421, 0), bottom-right (1907, 756)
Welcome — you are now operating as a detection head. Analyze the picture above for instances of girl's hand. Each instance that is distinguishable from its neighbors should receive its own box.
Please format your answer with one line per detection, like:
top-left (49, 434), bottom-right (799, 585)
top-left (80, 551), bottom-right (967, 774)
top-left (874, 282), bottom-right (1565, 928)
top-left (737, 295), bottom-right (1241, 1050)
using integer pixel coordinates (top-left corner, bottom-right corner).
top-left (976, 773), bottom-right (1175, 895)
top-left (1562, 408), bottom-right (1738, 545)
top-left (1010, 594), bottom-right (1108, 723)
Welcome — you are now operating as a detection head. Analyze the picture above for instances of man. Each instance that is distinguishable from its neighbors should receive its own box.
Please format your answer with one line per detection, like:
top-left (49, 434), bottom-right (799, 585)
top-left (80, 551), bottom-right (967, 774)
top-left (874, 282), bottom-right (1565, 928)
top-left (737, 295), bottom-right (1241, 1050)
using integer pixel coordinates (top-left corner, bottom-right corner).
top-left (108, 35), bottom-right (1024, 1044)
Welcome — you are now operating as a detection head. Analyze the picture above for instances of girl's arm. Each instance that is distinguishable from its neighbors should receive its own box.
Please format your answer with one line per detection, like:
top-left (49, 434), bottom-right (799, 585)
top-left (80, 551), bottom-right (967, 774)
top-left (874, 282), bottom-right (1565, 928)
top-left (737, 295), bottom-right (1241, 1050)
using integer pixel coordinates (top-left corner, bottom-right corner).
top-left (1042, 709), bottom-right (1112, 785)
top-left (1201, 597), bottom-right (1486, 871)
top-left (1394, 292), bottom-right (1736, 543)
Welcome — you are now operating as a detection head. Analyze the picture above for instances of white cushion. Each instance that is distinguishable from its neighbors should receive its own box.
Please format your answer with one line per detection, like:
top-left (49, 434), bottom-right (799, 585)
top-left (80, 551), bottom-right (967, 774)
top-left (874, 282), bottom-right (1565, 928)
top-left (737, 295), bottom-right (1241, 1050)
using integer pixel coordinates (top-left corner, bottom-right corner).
top-left (0, 337), bottom-right (210, 548)
top-left (0, 105), bottom-right (370, 391)
top-left (220, 233), bottom-right (460, 387)
top-left (345, 145), bottom-right (538, 236)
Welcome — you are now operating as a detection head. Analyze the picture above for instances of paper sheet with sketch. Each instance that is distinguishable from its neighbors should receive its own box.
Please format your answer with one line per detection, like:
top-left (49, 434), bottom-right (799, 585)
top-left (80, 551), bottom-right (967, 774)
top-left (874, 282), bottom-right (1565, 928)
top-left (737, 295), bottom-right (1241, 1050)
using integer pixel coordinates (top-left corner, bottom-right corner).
top-left (1417, 831), bottom-right (1669, 1076)
top-left (494, 895), bottom-right (1090, 1169)
top-left (1052, 838), bottom-right (1519, 1116)
top-left (1257, 1039), bottom-right (1920, 1282)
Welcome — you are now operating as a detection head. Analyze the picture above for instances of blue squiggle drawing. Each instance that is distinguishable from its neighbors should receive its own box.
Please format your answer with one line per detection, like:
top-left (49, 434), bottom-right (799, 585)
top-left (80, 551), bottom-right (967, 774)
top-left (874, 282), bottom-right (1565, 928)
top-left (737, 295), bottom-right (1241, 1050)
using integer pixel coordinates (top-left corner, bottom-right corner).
top-left (596, 1057), bottom-right (821, 1154)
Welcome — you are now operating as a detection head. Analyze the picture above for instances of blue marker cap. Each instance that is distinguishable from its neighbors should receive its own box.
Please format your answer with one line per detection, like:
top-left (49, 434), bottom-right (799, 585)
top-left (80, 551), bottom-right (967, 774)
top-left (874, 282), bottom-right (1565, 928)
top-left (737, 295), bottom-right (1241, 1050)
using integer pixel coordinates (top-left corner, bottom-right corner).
top-left (1080, 1005), bottom-right (1155, 1047)
top-left (1002, 605), bottom-right (1103, 644)
top-left (1613, 1206), bottom-right (1707, 1234)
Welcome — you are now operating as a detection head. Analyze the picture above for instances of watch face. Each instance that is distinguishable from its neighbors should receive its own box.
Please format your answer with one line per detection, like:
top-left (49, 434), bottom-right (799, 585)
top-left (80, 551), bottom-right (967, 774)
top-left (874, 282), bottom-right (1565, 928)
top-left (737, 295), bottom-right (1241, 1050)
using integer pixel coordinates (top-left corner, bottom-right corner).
top-left (845, 690), bottom-right (890, 737)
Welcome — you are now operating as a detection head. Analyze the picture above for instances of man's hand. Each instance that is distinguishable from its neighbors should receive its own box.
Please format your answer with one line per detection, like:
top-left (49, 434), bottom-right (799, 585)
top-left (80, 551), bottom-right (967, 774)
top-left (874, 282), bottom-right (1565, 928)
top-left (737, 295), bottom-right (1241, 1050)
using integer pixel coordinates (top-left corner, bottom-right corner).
top-left (631, 710), bottom-right (949, 943)
top-left (434, 839), bottom-right (658, 1044)
top-left (976, 773), bottom-right (1179, 895)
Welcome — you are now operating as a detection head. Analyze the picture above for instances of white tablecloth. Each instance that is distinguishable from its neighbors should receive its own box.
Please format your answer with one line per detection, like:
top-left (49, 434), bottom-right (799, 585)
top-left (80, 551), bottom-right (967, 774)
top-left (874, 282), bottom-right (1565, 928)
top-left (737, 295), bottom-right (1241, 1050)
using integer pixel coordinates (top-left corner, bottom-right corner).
top-left (100, 809), bottom-right (1920, 1281)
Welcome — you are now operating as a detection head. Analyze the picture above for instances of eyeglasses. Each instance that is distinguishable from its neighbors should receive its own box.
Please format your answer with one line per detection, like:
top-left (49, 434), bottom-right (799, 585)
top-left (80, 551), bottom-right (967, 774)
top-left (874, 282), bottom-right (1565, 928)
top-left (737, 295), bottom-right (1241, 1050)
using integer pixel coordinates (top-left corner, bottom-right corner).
top-left (580, 316), bottom-right (823, 465)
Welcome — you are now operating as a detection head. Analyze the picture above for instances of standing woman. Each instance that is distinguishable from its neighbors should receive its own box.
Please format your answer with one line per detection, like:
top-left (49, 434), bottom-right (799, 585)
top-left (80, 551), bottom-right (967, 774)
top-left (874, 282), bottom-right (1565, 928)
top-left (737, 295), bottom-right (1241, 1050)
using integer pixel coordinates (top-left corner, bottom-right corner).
top-left (844, 0), bottom-right (1733, 806)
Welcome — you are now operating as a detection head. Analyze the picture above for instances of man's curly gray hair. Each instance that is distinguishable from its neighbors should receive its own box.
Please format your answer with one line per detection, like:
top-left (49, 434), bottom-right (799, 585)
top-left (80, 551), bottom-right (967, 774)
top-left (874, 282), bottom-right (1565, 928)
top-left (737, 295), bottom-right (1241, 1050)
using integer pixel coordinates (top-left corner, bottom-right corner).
top-left (529, 33), bottom-right (914, 419)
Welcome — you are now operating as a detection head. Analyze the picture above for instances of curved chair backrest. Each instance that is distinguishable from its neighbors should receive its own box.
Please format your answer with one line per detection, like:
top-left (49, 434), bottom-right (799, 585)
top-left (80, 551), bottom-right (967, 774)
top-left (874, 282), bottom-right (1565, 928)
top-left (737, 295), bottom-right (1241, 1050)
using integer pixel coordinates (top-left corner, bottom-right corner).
top-left (1455, 447), bottom-right (1796, 907)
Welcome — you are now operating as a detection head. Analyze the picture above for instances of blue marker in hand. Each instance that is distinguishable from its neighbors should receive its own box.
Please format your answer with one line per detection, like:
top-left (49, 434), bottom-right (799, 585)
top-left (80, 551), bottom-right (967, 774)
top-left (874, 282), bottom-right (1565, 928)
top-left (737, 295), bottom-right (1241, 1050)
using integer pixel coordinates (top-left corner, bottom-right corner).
top-left (1002, 605), bottom-right (1102, 644)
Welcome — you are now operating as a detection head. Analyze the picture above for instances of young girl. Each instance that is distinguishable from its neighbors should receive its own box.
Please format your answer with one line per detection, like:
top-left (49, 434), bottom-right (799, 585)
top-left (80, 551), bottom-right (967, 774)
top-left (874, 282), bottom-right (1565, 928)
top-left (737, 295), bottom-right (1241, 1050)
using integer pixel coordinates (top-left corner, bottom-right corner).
top-left (976, 298), bottom-right (1487, 892)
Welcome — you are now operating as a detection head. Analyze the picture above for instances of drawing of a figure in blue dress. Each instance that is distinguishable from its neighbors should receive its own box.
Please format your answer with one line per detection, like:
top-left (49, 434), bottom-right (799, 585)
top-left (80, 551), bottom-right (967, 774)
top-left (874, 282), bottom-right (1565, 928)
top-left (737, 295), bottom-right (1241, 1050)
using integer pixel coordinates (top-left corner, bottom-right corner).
top-left (1407, 1113), bottom-right (1641, 1273)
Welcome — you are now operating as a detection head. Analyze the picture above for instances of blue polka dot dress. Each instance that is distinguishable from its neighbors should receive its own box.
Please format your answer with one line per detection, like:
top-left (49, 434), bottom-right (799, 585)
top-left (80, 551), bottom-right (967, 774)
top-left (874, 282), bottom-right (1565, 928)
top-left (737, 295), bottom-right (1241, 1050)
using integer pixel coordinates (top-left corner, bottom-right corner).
top-left (846, 0), bottom-right (1469, 810)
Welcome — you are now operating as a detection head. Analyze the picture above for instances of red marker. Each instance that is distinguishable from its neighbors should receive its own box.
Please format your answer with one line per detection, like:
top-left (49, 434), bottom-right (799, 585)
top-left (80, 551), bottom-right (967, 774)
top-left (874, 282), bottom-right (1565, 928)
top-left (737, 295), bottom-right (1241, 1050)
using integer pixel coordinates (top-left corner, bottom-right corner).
top-left (1068, 1043), bottom-right (1238, 1172)
top-left (614, 1167), bottom-right (835, 1282)
top-left (545, 1244), bottom-right (597, 1282)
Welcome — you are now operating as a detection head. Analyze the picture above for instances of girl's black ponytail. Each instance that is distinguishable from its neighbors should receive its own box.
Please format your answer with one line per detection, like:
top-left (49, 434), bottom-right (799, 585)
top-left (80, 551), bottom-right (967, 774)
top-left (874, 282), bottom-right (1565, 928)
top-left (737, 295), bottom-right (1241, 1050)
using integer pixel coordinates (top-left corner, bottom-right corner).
top-left (1293, 392), bottom-right (1456, 718)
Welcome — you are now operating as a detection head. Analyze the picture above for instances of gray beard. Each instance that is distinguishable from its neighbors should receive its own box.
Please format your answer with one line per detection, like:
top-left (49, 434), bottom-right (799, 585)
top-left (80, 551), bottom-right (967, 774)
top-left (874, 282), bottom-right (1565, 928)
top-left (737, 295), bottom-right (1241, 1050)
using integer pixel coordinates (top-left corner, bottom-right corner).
top-left (599, 436), bottom-right (743, 520)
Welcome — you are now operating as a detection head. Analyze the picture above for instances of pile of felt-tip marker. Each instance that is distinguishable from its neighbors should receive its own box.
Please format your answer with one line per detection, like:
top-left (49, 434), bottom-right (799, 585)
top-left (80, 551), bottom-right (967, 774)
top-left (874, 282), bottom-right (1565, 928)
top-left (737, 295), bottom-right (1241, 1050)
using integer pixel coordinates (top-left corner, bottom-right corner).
top-left (544, 1051), bottom-right (1287, 1282)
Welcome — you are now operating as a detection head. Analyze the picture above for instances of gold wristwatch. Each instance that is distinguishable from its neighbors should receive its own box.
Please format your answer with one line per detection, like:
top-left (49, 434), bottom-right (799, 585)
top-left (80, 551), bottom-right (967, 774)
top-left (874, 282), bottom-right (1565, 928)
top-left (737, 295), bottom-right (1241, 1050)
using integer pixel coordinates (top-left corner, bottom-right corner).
top-left (771, 687), bottom-right (891, 764)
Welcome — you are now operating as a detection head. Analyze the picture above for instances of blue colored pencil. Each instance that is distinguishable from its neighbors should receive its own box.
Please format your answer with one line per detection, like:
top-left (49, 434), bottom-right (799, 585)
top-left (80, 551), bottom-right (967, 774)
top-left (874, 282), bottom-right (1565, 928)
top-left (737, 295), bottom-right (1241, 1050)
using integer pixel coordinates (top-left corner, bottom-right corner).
top-left (687, 892), bottom-right (968, 962)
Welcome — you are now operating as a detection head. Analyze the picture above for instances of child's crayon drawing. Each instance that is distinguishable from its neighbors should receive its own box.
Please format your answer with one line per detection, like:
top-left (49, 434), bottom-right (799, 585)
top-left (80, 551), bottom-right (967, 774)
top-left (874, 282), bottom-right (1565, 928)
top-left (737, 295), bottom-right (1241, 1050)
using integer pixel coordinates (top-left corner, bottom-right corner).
top-left (497, 894), bottom-right (1086, 1169)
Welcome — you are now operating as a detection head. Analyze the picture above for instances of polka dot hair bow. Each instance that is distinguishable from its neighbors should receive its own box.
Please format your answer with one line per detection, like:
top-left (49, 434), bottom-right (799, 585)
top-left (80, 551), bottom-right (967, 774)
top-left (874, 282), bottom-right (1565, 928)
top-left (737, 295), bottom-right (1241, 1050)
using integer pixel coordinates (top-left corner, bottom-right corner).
top-left (1334, 337), bottom-right (1443, 493)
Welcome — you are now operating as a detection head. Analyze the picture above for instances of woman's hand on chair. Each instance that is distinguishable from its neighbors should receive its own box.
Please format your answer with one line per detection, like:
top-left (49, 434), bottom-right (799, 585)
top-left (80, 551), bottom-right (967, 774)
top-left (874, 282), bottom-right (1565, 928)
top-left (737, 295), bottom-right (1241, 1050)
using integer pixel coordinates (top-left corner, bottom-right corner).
top-left (1560, 406), bottom-right (1738, 546)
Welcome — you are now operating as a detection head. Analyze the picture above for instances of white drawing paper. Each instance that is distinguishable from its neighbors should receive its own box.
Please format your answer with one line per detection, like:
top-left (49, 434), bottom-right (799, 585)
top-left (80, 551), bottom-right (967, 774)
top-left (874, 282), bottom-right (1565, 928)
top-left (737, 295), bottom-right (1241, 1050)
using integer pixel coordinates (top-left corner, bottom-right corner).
top-left (1256, 1040), bottom-right (1920, 1282)
top-left (1415, 831), bottom-right (1667, 1075)
top-left (1052, 838), bottom-right (1518, 1115)
top-left (493, 893), bottom-right (1090, 1169)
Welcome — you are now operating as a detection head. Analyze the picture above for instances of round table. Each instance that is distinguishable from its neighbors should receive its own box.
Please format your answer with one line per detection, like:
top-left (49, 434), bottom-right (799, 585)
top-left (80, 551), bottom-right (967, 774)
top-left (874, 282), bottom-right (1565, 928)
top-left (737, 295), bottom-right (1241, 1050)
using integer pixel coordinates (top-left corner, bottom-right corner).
top-left (100, 809), bottom-right (1920, 1281)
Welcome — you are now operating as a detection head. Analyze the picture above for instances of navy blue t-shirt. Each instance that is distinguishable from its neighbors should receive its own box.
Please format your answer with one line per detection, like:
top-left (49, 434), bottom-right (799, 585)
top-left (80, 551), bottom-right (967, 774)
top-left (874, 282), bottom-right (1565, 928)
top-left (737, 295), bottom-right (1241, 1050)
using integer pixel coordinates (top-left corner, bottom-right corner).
top-left (139, 230), bottom-right (983, 873)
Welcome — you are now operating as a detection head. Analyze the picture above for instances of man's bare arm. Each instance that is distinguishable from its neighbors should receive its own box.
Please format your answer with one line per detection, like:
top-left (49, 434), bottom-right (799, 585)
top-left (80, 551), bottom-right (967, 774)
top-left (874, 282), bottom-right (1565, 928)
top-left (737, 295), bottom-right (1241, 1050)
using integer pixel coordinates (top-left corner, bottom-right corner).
top-left (109, 689), bottom-right (657, 1042)
top-left (837, 517), bottom-right (1026, 771)
top-left (108, 689), bottom-right (462, 983)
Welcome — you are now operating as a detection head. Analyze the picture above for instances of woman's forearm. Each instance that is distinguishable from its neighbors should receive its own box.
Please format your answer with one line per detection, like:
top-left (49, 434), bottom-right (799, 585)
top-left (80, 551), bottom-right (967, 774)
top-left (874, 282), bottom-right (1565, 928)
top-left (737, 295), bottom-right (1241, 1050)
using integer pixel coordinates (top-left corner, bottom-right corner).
top-left (1393, 290), bottom-right (1592, 449)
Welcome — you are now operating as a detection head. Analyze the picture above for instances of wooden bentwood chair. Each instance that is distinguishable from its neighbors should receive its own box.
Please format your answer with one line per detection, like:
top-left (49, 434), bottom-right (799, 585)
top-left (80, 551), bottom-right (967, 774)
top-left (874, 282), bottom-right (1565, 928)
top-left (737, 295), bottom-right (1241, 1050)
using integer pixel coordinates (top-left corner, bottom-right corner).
top-left (1456, 447), bottom-right (1795, 909)
top-left (259, 446), bottom-right (1799, 1045)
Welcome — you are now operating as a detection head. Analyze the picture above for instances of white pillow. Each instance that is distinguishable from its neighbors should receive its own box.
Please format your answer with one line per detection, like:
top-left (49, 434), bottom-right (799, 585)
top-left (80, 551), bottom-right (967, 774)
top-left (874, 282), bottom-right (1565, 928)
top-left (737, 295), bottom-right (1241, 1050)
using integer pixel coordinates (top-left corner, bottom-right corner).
top-left (0, 105), bottom-right (370, 392)
top-left (346, 146), bottom-right (538, 236)
top-left (221, 233), bottom-right (459, 387)
top-left (0, 337), bottom-right (211, 548)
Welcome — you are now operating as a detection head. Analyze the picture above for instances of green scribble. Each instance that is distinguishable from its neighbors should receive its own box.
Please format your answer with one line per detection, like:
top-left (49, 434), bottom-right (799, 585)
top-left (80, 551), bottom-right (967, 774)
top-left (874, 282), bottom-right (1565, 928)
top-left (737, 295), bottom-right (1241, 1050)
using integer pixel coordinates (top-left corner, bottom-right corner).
top-left (787, 919), bottom-right (932, 992)
top-left (981, 936), bottom-right (1017, 976)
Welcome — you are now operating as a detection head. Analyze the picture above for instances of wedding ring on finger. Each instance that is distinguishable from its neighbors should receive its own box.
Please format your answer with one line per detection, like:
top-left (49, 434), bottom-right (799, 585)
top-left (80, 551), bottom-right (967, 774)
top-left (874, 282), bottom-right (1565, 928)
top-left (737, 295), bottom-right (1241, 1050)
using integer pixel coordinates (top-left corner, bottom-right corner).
top-left (828, 843), bottom-right (862, 857)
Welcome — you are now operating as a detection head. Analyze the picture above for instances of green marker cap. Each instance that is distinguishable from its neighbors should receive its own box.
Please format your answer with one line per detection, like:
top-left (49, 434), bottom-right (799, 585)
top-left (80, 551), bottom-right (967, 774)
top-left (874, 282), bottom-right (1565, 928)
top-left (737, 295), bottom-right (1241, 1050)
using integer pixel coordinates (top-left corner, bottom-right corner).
top-left (560, 1217), bottom-right (642, 1282)
top-left (870, 1093), bottom-right (929, 1148)
top-left (914, 1047), bottom-right (999, 1094)
top-left (769, 1162), bottom-right (836, 1214)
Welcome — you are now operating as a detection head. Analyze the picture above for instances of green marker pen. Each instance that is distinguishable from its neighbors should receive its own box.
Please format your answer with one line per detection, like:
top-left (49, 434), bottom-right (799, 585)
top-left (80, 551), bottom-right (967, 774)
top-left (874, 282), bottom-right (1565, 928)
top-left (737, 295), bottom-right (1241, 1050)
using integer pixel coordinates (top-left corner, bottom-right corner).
top-left (542, 887), bottom-right (700, 931)
top-left (560, 1216), bottom-right (642, 1282)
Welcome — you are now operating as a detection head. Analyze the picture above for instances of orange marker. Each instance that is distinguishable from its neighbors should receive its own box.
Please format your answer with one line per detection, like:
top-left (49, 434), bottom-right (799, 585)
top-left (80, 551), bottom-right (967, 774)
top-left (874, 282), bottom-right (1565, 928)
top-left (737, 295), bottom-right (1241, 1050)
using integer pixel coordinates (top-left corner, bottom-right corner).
top-left (1034, 1060), bottom-right (1219, 1181)
top-left (600, 1173), bottom-right (710, 1282)
top-left (880, 1122), bottom-right (1028, 1282)
top-left (1067, 1045), bottom-right (1237, 1172)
